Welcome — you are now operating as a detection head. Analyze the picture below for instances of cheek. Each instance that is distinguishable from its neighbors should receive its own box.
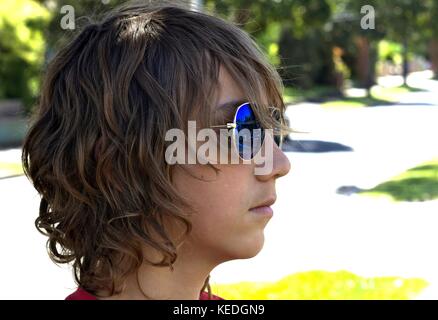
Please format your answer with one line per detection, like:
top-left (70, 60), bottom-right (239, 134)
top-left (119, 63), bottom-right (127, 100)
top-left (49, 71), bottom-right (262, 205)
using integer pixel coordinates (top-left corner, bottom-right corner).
top-left (174, 164), bottom-right (249, 224)
top-left (172, 164), bottom-right (266, 261)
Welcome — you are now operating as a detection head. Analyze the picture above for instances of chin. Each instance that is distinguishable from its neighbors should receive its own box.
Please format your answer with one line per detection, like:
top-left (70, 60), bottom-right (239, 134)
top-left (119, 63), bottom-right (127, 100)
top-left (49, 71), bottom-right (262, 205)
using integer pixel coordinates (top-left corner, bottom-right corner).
top-left (226, 233), bottom-right (266, 260)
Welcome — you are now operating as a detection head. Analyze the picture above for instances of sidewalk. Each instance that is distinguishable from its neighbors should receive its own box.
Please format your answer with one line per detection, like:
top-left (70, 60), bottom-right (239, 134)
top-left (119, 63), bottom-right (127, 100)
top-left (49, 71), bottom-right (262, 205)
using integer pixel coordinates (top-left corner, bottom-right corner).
top-left (0, 174), bottom-right (76, 299)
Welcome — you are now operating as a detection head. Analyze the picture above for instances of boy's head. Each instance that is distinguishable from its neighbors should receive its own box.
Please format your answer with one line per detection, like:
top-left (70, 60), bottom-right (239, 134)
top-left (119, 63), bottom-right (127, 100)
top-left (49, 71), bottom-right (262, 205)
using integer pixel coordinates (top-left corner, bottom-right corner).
top-left (22, 0), bottom-right (290, 297)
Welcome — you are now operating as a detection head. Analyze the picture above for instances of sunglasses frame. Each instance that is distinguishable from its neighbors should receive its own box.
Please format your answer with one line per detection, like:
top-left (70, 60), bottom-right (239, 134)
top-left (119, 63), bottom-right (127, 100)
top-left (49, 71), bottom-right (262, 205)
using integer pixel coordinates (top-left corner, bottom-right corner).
top-left (211, 102), bottom-right (283, 161)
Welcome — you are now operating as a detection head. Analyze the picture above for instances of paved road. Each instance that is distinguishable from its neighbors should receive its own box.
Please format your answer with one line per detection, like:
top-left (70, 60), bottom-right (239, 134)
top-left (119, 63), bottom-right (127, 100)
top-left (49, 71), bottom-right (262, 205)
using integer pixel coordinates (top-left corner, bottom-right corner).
top-left (1, 76), bottom-right (437, 299)
top-left (0, 174), bottom-right (76, 299)
top-left (211, 77), bottom-right (438, 299)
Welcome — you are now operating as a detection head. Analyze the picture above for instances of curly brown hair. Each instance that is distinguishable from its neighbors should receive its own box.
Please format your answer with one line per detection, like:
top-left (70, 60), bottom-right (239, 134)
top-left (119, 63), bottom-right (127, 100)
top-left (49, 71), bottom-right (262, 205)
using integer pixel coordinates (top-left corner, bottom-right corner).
top-left (21, 0), bottom-right (289, 299)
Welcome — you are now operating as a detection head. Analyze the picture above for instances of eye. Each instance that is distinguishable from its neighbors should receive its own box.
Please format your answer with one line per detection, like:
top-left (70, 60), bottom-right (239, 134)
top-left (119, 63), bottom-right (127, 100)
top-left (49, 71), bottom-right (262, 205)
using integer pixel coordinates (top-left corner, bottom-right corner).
top-left (269, 107), bottom-right (284, 147)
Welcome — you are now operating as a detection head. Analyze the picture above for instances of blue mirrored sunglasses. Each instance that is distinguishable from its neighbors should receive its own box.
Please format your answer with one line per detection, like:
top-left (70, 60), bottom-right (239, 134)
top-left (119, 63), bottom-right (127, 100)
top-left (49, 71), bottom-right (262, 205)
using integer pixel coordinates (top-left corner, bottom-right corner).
top-left (211, 102), bottom-right (283, 160)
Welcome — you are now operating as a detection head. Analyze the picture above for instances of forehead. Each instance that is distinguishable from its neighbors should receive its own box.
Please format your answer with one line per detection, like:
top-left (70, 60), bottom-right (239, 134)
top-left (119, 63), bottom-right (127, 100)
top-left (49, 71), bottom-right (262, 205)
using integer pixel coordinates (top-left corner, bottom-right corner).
top-left (216, 65), bottom-right (246, 107)
top-left (215, 65), bottom-right (269, 112)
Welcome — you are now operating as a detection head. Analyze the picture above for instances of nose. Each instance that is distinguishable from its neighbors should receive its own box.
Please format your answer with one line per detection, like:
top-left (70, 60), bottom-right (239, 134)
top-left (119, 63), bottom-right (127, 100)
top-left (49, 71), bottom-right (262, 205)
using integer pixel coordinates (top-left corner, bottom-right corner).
top-left (255, 134), bottom-right (291, 181)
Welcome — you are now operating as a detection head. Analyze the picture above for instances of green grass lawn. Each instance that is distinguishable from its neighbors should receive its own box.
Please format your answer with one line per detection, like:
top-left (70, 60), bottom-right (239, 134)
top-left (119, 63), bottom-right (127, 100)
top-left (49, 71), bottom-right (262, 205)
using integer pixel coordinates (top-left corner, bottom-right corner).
top-left (359, 158), bottom-right (438, 202)
top-left (0, 161), bottom-right (23, 178)
top-left (211, 270), bottom-right (428, 300)
top-left (283, 86), bottom-right (339, 104)
top-left (321, 96), bottom-right (389, 109)
top-left (370, 84), bottom-right (421, 103)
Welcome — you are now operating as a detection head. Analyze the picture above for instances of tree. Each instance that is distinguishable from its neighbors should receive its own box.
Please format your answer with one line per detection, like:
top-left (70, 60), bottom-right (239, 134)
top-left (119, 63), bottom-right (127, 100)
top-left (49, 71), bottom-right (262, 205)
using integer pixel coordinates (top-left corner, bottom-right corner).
top-left (418, 0), bottom-right (438, 78)
top-left (0, 0), bottom-right (50, 112)
top-left (330, 0), bottom-right (384, 92)
top-left (35, 0), bottom-right (126, 53)
top-left (205, 0), bottom-right (336, 89)
top-left (377, 0), bottom-right (428, 84)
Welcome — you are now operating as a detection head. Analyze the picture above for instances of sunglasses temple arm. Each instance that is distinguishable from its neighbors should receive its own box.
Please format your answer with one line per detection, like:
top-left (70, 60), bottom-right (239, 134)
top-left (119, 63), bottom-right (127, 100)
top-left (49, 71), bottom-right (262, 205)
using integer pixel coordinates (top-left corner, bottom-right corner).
top-left (210, 123), bottom-right (236, 129)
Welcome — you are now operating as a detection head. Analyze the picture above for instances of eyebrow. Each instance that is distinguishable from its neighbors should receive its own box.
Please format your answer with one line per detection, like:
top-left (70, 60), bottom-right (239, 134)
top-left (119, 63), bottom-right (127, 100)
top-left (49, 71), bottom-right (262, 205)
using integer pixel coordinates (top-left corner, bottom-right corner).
top-left (214, 99), bottom-right (248, 114)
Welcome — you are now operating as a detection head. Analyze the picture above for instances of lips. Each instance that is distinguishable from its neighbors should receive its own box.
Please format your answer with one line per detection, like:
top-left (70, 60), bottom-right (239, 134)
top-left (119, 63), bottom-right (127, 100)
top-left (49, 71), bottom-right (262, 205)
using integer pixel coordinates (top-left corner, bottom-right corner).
top-left (250, 196), bottom-right (276, 210)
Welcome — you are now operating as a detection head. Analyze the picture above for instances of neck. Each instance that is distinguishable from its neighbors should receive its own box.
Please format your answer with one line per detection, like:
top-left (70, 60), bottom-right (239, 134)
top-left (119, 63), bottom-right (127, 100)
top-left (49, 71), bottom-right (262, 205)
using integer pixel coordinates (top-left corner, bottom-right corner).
top-left (102, 239), bottom-right (218, 300)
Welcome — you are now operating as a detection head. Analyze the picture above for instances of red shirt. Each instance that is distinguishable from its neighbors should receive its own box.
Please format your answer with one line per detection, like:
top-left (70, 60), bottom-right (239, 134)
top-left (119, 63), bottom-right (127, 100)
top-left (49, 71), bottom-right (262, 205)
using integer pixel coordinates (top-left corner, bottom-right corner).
top-left (66, 287), bottom-right (223, 300)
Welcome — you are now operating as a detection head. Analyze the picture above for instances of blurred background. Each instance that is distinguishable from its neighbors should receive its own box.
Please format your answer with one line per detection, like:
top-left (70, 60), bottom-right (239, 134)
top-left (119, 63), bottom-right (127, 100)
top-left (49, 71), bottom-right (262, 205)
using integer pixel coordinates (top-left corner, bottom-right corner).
top-left (0, 0), bottom-right (437, 299)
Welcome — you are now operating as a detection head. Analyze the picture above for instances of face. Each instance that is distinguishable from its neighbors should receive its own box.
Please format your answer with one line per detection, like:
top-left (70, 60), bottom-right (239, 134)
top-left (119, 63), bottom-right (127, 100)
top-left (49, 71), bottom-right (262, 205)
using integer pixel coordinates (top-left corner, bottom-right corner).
top-left (171, 65), bottom-right (291, 265)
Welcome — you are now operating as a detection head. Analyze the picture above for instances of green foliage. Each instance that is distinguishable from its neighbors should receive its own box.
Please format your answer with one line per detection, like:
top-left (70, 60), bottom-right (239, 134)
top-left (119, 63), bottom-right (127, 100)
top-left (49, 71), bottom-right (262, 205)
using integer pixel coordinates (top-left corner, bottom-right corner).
top-left (278, 1), bottom-right (335, 88)
top-left (378, 40), bottom-right (403, 64)
top-left (35, 0), bottom-right (126, 52)
top-left (256, 22), bottom-right (281, 66)
top-left (360, 158), bottom-right (438, 202)
top-left (378, 0), bottom-right (427, 42)
top-left (279, 26), bottom-right (336, 89)
top-left (6, 0), bottom-right (437, 114)
top-left (211, 270), bottom-right (428, 300)
top-left (420, 0), bottom-right (438, 38)
top-left (0, 0), bottom-right (50, 112)
top-left (205, 0), bottom-right (338, 88)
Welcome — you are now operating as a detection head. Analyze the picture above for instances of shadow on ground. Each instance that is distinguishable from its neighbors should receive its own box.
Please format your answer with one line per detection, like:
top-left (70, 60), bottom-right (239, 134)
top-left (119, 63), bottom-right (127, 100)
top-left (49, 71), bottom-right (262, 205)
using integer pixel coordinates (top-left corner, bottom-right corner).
top-left (282, 138), bottom-right (354, 153)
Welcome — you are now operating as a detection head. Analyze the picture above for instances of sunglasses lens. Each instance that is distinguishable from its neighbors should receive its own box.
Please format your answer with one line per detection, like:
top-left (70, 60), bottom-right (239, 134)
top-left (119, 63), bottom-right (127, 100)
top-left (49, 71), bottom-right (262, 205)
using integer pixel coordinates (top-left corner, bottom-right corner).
top-left (235, 103), bottom-right (265, 160)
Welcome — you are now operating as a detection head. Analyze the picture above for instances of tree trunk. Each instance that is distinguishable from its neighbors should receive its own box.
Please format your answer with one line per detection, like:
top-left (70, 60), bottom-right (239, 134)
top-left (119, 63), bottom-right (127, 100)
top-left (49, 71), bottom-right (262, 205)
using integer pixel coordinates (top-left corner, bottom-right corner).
top-left (354, 36), bottom-right (370, 88)
top-left (402, 37), bottom-right (408, 85)
top-left (428, 39), bottom-right (438, 79)
top-left (367, 42), bottom-right (377, 93)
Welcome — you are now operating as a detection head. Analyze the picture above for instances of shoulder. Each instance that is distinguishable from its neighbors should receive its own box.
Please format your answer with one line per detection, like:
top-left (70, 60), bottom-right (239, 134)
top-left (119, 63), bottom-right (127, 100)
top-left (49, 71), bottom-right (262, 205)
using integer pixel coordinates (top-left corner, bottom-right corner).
top-left (65, 287), bottom-right (97, 300)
